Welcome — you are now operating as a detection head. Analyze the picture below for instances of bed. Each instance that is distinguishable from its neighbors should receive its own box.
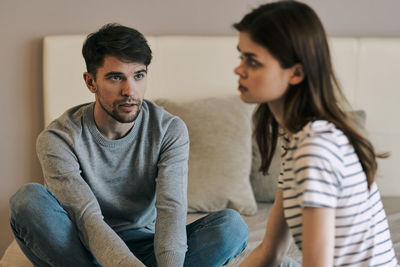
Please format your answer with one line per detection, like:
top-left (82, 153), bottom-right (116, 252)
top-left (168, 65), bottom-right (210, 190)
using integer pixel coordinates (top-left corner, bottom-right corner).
top-left (1, 34), bottom-right (399, 266)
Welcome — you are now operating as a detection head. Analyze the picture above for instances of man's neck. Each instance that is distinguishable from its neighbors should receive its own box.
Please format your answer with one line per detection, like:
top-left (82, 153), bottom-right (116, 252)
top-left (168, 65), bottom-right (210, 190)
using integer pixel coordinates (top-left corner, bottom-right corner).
top-left (97, 121), bottom-right (134, 140)
top-left (93, 104), bottom-right (134, 140)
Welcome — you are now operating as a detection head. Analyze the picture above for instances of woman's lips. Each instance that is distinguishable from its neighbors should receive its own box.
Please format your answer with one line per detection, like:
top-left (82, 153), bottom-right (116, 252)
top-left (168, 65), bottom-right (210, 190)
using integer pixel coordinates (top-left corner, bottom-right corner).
top-left (238, 84), bottom-right (248, 92)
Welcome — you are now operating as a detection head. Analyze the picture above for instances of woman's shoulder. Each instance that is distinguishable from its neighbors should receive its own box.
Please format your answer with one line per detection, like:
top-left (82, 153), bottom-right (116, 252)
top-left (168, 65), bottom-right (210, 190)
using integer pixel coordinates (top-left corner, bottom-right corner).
top-left (293, 120), bottom-right (350, 159)
top-left (297, 120), bottom-right (345, 142)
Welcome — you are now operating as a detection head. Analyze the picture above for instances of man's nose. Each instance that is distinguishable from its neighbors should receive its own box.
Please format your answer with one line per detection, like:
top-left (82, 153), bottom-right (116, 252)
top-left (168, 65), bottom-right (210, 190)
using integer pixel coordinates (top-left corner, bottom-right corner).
top-left (121, 80), bottom-right (136, 97)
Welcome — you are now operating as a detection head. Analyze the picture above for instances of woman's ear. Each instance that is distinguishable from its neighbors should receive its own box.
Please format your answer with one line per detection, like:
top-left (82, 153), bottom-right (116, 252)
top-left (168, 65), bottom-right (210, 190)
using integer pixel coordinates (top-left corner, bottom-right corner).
top-left (83, 72), bottom-right (97, 93)
top-left (289, 64), bottom-right (305, 85)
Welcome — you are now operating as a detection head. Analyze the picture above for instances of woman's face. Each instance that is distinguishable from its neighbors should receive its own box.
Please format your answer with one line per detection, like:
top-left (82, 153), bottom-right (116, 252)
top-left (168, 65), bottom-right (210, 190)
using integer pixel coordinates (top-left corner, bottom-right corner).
top-left (234, 32), bottom-right (295, 108)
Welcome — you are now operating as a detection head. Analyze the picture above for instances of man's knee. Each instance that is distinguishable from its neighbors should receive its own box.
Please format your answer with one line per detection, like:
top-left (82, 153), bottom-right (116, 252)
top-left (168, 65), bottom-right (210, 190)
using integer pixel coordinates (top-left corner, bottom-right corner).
top-left (217, 209), bottom-right (249, 244)
top-left (9, 183), bottom-right (49, 221)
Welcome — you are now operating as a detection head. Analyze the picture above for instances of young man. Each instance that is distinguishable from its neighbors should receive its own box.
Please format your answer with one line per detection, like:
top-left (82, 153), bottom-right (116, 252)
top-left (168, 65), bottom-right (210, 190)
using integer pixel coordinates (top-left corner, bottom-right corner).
top-left (9, 23), bottom-right (248, 267)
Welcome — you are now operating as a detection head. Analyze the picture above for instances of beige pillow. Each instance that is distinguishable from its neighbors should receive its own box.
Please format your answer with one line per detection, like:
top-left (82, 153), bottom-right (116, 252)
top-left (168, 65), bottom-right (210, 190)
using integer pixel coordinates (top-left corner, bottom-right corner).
top-left (155, 96), bottom-right (257, 215)
top-left (250, 135), bottom-right (281, 202)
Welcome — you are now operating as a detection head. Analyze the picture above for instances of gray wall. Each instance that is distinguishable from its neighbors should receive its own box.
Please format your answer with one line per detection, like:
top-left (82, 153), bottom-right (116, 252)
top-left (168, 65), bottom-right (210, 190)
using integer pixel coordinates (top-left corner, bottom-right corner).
top-left (1, 0), bottom-right (400, 257)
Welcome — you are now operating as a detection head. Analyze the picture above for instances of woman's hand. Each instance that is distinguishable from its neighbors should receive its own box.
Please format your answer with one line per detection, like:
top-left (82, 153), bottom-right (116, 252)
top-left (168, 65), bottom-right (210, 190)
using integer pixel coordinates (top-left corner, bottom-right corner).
top-left (240, 188), bottom-right (291, 267)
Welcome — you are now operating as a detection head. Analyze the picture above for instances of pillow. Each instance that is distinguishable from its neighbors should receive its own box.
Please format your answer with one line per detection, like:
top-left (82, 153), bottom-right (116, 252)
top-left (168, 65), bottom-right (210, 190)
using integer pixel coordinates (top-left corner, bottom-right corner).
top-left (250, 135), bottom-right (281, 202)
top-left (351, 110), bottom-right (366, 131)
top-left (250, 109), bottom-right (367, 203)
top-left (155, 96), bottom-right (257, 215)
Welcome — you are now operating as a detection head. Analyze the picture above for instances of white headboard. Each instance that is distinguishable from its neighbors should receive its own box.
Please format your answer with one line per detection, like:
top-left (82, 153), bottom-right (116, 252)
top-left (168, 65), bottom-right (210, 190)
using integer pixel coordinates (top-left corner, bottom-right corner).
top-left (43, 35), bottom-right (241, 126)
top-left (43, 35), bottom-right (400, 196)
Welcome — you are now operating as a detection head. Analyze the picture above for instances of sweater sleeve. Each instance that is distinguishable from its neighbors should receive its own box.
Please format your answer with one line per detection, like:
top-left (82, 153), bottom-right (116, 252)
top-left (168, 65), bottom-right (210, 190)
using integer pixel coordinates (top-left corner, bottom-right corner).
top-left (36, 128), bottom-right (145, 267)
top-left (154, 118), bottom-right (189, 267)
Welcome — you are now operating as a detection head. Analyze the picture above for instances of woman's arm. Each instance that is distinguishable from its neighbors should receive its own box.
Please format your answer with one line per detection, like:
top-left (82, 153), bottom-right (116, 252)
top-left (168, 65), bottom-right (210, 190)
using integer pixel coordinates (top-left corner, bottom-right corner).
top-left (302, 207), bottom-right (335, 267)
top-left (240, 188), bottom-right (291, 266)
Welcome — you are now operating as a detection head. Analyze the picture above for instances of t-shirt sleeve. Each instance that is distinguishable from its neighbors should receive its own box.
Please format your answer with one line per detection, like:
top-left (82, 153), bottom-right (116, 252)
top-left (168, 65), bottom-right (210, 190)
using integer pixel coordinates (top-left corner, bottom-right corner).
top-left (292, 135), bottom-right (342, 209)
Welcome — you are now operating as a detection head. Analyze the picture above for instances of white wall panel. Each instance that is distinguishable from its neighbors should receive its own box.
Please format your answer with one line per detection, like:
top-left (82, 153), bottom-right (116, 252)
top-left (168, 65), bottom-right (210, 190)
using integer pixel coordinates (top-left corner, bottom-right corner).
top-left (329, 38), bottom-right (359, 106)
top-left (147, 36), bottom-right (239, 101)
top-left (43, 36), bottom-right (89, 126)
top-left (356, 38), bottom-right (400, 134)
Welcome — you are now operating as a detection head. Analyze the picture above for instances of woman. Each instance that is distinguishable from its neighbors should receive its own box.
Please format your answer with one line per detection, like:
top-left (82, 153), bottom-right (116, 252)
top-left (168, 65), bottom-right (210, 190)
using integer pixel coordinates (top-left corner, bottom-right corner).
top-left (233, 1), bottom-right (399, 266)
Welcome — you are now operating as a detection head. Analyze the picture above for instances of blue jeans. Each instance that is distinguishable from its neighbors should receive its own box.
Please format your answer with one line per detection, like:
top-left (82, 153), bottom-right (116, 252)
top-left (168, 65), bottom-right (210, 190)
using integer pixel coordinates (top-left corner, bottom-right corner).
top-left (9, 183), bottom-right (248, 267)
top-left (280, 257), bottom-right (301, 267)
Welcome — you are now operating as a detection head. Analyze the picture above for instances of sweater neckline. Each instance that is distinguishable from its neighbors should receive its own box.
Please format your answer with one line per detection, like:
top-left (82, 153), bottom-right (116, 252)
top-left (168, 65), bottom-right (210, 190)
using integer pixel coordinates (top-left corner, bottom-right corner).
top-left (84, 102), bottom-right (143, 148)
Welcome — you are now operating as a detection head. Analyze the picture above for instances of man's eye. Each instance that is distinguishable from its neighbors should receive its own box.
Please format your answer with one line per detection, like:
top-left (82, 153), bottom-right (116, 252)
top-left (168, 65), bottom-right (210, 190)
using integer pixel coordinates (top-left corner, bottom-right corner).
top-left (134, 73), bottom-right (145, 80)
top-left (111, 76), bottom-right (122, 81)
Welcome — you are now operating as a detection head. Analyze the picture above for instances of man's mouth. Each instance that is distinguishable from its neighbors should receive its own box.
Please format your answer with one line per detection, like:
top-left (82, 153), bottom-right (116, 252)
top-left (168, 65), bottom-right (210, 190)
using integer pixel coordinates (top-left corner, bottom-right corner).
top-left (119, 103), bottom-right (136, 107)
top-left (118, 102), bottom-right (139, 112)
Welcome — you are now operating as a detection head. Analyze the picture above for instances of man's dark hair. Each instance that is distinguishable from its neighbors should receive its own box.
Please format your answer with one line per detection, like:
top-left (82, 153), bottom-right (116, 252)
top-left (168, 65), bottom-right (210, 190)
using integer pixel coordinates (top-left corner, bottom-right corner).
top-left (82, 23), bottom-right (152, 77)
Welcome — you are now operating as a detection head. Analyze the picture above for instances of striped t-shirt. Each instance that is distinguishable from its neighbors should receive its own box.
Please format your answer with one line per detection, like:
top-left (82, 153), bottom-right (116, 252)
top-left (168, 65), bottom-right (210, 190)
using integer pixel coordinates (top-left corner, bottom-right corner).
top-left (279, 120), bottom-right (398, 266)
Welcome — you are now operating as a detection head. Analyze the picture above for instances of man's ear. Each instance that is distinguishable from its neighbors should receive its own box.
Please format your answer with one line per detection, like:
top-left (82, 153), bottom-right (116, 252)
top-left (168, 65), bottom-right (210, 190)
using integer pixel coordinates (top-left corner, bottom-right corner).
top-left (289, 64), bottom-right (305, 85)
top-left (83, 72), bottom-right (97, 93)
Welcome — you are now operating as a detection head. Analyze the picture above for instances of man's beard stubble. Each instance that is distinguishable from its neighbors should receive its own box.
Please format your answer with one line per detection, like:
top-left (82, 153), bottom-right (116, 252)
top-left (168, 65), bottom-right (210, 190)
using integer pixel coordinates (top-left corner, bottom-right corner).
top-left (97, 97), bottom-right (142, 123)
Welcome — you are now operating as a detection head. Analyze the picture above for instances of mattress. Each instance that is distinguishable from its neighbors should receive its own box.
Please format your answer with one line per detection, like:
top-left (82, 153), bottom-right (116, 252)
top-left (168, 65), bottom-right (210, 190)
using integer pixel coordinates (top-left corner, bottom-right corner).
top-left (2, 199), bottom-right (399, 266)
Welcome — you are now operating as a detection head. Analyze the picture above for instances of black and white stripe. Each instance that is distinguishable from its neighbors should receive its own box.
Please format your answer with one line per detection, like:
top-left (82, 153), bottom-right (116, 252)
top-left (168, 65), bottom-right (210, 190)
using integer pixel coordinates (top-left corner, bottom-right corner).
top-left (278, 120), bottom-right (398, 266)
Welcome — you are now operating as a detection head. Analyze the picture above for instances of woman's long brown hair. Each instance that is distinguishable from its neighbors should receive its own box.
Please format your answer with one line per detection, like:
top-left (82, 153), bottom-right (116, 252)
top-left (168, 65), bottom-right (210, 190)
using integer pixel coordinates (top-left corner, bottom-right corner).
top-left (234, 1), bottom-right (387, 187)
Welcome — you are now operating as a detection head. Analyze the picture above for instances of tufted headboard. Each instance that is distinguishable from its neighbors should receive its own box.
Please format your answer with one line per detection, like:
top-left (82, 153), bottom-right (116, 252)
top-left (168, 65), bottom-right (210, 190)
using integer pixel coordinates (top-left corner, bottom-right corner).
top-left (43, 35), bottom-right (400, 196)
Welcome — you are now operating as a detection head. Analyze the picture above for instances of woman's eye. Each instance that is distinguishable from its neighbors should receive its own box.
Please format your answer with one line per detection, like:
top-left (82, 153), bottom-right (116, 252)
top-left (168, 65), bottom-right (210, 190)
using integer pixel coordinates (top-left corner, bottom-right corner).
top-left (246, 58), bottom-right (260, 68)
top-left (239, 54), bottom-right (261, 68)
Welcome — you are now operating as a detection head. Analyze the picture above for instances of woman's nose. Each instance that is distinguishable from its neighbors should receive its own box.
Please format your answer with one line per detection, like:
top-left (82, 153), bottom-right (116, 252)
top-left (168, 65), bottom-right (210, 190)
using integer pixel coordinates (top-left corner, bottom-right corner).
top-left (234, 64), bottom-right (246, 78)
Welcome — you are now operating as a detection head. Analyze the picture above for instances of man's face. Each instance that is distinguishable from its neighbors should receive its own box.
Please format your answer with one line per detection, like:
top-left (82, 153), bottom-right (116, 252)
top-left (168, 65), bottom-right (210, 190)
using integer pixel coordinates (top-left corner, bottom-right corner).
top-left (85, 56), bottom-right (147, 124)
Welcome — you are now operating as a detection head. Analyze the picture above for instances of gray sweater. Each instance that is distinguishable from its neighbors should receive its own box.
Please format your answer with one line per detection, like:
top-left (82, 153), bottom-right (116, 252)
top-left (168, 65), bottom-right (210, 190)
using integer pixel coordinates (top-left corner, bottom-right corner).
top-left (36, 101), bottom-right (189, 267)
